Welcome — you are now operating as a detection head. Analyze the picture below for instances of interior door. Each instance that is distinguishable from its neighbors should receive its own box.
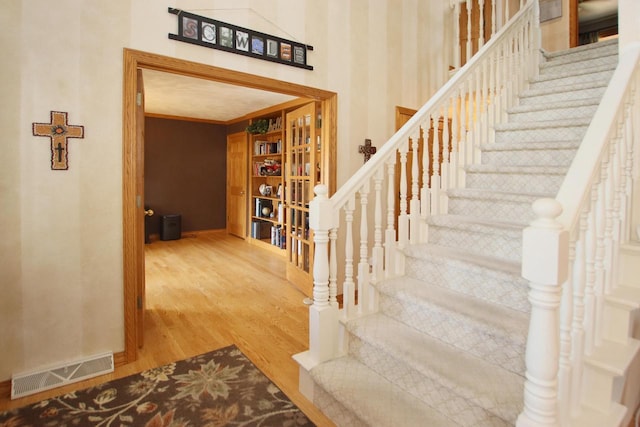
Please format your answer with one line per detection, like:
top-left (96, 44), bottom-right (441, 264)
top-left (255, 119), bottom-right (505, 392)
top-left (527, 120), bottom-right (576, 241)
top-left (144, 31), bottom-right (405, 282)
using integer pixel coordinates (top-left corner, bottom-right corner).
top-left (285, 102), bottom-right (318, 297)
top-left (136, 68), bottom-right (146, 348)
top-left (227, 132), bottom-right (248, 238)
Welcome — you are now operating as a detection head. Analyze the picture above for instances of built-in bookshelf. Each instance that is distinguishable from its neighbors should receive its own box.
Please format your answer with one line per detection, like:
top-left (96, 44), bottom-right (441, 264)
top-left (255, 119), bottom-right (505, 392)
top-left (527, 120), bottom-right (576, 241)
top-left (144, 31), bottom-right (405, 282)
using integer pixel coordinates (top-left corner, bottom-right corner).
top-left (245, 101), bottom-right (325, 297)
top-left (249, 114), bottom-right (285, 252)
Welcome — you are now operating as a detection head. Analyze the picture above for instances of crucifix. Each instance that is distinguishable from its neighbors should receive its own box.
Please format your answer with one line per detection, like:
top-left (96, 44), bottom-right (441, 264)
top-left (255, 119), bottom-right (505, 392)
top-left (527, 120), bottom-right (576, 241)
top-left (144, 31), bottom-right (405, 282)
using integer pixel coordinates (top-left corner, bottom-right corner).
top-left (358, 138), bottom-right (377, 163)
top-left (32, 111), bottom-right (85, 170)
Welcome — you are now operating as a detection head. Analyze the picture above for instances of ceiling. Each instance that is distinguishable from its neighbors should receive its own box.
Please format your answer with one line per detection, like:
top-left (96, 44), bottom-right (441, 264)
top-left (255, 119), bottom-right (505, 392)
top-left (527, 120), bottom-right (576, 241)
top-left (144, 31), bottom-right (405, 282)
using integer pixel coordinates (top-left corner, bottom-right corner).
top-left (142, 1), bottom-right (618, 123)
top-left (142, 68), bottom-right (296, 123)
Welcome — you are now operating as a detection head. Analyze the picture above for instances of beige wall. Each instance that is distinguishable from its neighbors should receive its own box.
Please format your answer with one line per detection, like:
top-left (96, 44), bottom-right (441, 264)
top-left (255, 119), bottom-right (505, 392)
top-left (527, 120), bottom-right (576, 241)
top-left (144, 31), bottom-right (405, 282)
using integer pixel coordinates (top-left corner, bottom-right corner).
top-left (0, 0), bottom-right (448, 381)
top-left (540, 0), bottom-right (570, 52)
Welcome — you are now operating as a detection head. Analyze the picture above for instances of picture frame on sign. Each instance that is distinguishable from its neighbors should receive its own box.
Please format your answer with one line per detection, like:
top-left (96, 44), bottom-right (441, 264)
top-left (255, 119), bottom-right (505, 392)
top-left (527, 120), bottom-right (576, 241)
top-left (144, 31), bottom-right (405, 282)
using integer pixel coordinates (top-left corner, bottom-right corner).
top-left (168, 8), bottom-right (314, 70)
top-left (201, 22), bottom-right (216, 44)
top-left (251, 36), bottom-right (264, 55)
top-left (266, 39), bottom-right (278, 57)
top-left (220, 26), bottom-right (233, 47)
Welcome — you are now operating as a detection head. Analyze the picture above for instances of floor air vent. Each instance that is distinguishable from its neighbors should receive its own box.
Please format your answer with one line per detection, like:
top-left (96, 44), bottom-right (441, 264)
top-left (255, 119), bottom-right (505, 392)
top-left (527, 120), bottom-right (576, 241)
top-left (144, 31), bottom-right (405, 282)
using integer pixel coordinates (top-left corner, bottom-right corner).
top-left (11, 352), bottom-right (114, 399)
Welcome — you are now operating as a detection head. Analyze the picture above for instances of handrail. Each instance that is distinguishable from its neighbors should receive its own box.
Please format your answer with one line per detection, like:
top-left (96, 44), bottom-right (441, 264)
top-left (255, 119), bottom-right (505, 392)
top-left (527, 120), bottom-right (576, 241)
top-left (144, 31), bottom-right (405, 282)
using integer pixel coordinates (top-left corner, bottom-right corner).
top-left (519, 42), bottom-right (640, 425)
top-left (327, 0), bottom-right (539, 213)
top-left (556, 43), bottom-right (640, 233)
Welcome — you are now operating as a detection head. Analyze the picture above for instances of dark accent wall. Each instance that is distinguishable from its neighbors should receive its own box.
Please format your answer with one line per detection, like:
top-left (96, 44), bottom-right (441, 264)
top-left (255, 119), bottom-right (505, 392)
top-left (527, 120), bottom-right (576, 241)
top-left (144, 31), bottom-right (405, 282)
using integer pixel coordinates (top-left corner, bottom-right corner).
top-left (145, 117), bottom-right (227, 235)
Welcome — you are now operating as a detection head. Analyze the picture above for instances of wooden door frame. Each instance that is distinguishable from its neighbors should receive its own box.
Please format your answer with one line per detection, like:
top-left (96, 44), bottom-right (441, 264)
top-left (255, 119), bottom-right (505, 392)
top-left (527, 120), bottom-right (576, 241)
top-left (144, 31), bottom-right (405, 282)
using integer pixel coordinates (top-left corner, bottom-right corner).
top-left (122, 48), bottom-right (337, 364)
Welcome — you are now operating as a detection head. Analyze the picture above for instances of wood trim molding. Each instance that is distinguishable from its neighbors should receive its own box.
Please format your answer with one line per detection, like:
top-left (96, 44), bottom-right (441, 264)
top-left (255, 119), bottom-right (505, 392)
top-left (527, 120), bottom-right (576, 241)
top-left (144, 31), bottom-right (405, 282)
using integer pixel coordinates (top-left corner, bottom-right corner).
top-left (0, 379), bottom-right (9, 400)
top-left (570, 0), bottom-right (578, 47)
top-left (122, 48), bottom-right (338, 366)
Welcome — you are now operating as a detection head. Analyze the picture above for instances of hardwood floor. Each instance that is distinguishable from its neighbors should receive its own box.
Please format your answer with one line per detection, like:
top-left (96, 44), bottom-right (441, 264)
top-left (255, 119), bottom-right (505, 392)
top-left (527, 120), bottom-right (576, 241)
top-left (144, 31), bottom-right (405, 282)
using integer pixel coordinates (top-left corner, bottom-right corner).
top-left (0, 230), bottom-right (334, 426)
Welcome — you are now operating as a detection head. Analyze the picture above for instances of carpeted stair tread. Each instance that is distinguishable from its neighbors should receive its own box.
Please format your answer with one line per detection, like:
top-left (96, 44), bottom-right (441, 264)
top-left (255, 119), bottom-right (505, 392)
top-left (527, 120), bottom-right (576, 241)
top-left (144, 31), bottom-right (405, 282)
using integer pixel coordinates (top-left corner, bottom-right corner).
top-left (402, 242), bottom-right (522, 275)
top-left (345, 313), bottom-right (525, 424)
top-left (507, 97), bottom-right (601, 114)
top-left (310, 356), bottom-right (459, 427)
top-left (542, 39), bottom-right (618, 64)
top-left (520, 79), bottom-right (609, 98)
top-left (403, 243), bottom-right (530, 313)
top-left (428, 213), bottom-right (527, 230)
top-left (447, 187), bottom-right (551, 200)
top-left (494, 117), bottom-right (591, 131)
top-left (534, 62), bottom-right (616, 83)
top-left (466, 164), bottom-right (568, 174)
top-left (377, 276), bottom-right (530, 341)
top-left (481, 140), bottom-right (582, 151)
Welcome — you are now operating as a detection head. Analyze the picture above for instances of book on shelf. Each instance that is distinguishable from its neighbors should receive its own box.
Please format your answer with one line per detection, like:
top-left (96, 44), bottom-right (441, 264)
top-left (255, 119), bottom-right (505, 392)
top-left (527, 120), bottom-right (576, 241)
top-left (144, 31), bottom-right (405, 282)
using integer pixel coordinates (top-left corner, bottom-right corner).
top-left (270, 225), bottom-right (286, 249)
top-left (254, 140), bottom-right (282, 155)
top-left (251, 220), bottom-right (272, 239)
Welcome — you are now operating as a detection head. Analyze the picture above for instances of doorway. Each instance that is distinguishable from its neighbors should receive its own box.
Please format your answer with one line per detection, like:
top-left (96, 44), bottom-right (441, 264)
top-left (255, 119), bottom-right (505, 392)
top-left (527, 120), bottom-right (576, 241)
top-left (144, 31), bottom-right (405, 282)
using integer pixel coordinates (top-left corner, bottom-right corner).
top-left (122, 48), bottom-right (337, 364)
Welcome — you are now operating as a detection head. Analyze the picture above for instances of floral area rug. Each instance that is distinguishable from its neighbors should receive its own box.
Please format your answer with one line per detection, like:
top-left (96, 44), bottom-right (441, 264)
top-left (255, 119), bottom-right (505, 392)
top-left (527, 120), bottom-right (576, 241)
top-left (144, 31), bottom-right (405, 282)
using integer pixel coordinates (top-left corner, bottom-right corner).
top-left (0, 345), bottom-right (313, 426)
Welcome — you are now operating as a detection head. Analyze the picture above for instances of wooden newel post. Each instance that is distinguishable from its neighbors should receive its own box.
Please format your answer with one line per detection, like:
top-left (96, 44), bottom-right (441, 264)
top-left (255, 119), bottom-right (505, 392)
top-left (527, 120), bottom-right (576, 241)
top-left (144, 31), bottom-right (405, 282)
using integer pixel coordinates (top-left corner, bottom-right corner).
top-left (308, 184), bottom-right (338, 363)
top-left (517, 198), bottom-right (568, 427)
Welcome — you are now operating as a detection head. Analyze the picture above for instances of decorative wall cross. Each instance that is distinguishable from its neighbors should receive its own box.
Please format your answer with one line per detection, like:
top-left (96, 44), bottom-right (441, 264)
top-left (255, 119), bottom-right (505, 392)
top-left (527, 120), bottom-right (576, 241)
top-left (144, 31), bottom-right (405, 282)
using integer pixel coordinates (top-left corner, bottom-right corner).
top-left (358, 138), bottom-right (377, 163)
top-left (33, 111), bottom-right (85, 170)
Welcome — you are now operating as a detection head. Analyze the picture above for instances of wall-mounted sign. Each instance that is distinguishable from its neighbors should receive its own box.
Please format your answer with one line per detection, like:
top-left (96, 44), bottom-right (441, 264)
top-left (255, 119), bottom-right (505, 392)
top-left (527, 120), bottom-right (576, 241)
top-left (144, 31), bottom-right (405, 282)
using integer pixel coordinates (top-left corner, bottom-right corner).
top-left (168, 8), bottom-right (313, 70)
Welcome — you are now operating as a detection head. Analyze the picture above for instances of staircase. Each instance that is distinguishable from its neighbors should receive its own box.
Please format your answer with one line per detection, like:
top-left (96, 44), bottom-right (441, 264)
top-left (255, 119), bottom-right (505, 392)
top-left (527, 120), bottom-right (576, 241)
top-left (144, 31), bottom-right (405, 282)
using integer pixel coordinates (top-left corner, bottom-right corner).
top-left (296, 37), bottom-right (639, 426)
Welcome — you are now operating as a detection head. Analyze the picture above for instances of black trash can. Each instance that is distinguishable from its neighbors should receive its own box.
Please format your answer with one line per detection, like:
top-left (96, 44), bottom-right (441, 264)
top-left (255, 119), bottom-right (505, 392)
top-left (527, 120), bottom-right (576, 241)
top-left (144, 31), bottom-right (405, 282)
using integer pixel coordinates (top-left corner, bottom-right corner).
top-left (160, 214), bottom-right (182, 241)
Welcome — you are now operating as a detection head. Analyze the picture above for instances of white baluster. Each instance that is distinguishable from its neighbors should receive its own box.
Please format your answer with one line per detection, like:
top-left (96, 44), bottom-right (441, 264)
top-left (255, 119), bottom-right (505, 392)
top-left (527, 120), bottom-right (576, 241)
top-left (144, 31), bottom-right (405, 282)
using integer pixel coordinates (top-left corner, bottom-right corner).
top-left (398, 142), bottom-right (409, 249)
top-left (570, 212), bottom-right (588, 415)
top-left (343, 196), bottom-right (356, 319)
top-left (558, 241), bottom-right (575, 425)
top-left (372, 168), bottom-right (384, 289)
top-left (329, 228), bottom-right (338, 308)
top-left (410, 132), bottom-right (421, 242)
top-left (431, 114), bottom-right (441, 216)
top-left (584, 186), bottom-right (598, 355)
top-left (385, 159), bottom-right (397, 277)
top-left (358, 183), bottom-right (370, 315)
top-left (421, 122), bottom-right (432, 241)
top-left (453, 1), bottom-right (461, 70)
top-left (594, 173), bottom-right (607, 347)
top-left (518, 198), bottom-right (568, 427)
top-left (439, 114), bottom-right (450, 213)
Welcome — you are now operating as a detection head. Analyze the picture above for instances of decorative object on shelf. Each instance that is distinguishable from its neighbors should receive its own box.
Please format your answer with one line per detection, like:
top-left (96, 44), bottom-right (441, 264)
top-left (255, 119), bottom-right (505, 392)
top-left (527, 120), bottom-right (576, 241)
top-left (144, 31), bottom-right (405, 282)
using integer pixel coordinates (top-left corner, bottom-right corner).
top-left (247, 119), bottom-right (269, 134)
top-left (259, 184), bottom-right (272, 196)
top-left (358, 138), bottom-right (377, 163)
top-left (259, 159), bottom-right (282, 176)
top-left (168, 8), bottom-right (313, 70)
top-left (262, 206), bottom-right (272, 217)
top-left (32, 111), bottom-right (85, 170)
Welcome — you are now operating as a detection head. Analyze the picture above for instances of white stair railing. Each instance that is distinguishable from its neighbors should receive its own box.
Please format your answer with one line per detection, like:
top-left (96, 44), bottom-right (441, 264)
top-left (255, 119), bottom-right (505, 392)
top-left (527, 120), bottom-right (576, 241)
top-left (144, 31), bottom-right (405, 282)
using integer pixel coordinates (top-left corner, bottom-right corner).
top-left (303, 0), bottom-right (539, 368)
top-left (519, 43), bottom-right (640, 426)
top-left (450, 0), bottom-right (527, 70)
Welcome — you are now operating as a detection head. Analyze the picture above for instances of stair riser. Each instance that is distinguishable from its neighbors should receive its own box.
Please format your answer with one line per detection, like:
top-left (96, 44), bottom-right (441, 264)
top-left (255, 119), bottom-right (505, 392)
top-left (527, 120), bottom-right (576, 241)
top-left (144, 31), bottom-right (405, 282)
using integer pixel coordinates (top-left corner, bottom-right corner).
top-left (428, 225), bottom-right (522, 263)
top-left (541, 54), bottom-right (618, 74)
top-left (466, 172), bottom-right (565, 194)
top-left (404, 255), bottom-right (530, 312)
top-left (530, 70), bottom-right (614, 91)
top-left (509, 104), bottom-right (598, 122)
top-left (447, 197), bottom-right (536, 224)
top-left (311, 385), bottom-right (368, 427)
top-left (378, 295), bottom-right (526, 374)
top-left (482, 148), bottom-right (577, 167)
top-left (520, 86), bottom-right (606, 105)
top-left (347, 335), bottom-right (517, 426)
top-left (494, 126), bottom-right (587, 143)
